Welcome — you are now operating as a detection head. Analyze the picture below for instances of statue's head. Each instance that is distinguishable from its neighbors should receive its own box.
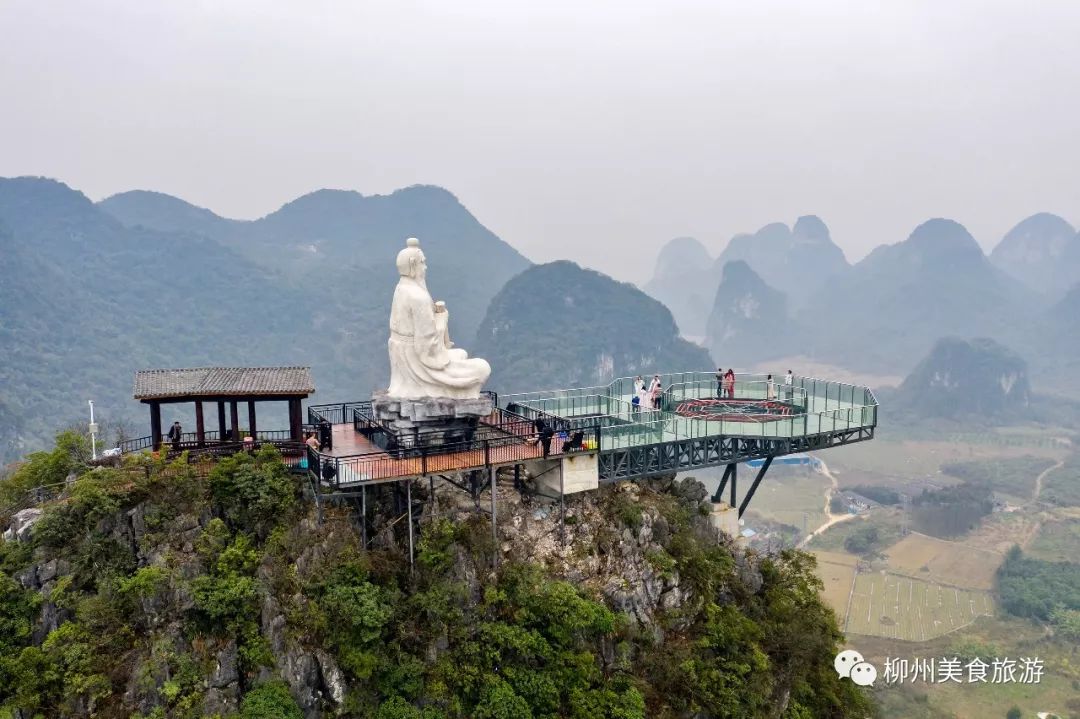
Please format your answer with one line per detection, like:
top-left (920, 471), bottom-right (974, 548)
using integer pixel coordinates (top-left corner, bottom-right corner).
top-left (396, 237), bottom-right (427, 279)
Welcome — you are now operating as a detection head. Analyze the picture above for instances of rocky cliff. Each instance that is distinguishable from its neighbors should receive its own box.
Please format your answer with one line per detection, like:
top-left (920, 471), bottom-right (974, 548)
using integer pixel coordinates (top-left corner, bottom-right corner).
top-left (0, 434), bottom-right (872, 718)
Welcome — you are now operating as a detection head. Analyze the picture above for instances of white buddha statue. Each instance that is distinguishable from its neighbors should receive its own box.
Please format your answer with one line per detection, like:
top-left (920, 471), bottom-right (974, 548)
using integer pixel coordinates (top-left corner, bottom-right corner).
top-left (386, 238), bottom-right (491, 399)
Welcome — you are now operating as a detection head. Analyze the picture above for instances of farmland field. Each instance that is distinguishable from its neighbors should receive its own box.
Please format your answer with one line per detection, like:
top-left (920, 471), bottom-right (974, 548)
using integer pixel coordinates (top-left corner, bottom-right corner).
top-left (884, 533), bottom-right (1002, 590)
top-left (846, 573), bottom-right (994, 641)
top-left (811, 550), bottom-right (858, 618)
top-left (1026, 518), bottom-right (1080, 563)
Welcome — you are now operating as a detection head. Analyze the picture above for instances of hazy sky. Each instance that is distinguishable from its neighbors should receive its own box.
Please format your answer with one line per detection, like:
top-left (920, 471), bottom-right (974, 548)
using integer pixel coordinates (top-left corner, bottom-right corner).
top-left (3, 0), bottom-right (1079, 282)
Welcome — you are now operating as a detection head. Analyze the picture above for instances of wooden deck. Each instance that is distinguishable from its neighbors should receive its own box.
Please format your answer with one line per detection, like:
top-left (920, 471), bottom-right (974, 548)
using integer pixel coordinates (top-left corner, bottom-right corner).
top-left (316, 422), bottom-right (579, 485)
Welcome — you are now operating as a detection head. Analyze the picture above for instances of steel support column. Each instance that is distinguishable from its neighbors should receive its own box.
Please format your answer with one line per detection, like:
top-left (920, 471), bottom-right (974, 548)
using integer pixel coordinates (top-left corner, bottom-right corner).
top-left (490, 466), bottom-right (498, 568)
top-left (738, 456), bottom-right (773, 518)
top-left (713, 463), bottom-right (735, 503)
top-left (407, 480), bottom-right (414, 570)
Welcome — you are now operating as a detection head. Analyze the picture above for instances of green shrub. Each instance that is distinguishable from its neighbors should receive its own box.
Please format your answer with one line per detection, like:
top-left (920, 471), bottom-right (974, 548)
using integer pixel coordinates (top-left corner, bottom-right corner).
top-left (372, 695), bottom-right (446, 719)
top-left (473, 678), bottom-right (533, 719)
top-left (0, 573), bottom-right (41, 653)
top-left (240, 681), bottom-right (303, 719)
top-left (208, 445), bottom-right (296, 537)
top-left (0, 430), bottom-right (89, 507)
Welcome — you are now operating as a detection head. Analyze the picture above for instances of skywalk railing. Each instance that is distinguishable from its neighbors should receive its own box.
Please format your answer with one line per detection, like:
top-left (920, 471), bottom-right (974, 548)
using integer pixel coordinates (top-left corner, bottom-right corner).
top-left (502, 371), bottom-right (879, 449)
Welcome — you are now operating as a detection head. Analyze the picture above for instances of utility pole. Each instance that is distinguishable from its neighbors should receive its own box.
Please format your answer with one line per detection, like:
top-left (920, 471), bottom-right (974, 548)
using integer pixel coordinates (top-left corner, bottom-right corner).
top-left (88, 400), bottom-right (98, 460)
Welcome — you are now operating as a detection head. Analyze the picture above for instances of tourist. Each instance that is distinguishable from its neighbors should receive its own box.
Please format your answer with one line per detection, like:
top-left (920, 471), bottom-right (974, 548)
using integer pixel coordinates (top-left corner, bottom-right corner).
top-left (166, 421), bottom-right (182, 451)
top-left (784, 369), bottom-right (794, 400)
top-left (538, 421), bottom-right (554, 457)
top-left (725, 369), bottom-right (736, 399)
top-left (633, 376), bottom-right (645, 414)
top-left (766, 374), bottom-right (776, 401)
top-left (636, 378), bottom-right (651, 414)
top-left (305, 432), bottom-right (321, 451)
top-left (715, 367), bottom-right (725, 398)
top-left (648, 375), bottom-right (663, 410)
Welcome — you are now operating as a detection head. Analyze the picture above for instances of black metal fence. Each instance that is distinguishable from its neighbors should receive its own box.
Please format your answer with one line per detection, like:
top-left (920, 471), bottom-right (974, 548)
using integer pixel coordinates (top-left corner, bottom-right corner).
top-left (119, 429), bottom-right (300, 454)
top-left (314, 420), bottom-right (601, 489)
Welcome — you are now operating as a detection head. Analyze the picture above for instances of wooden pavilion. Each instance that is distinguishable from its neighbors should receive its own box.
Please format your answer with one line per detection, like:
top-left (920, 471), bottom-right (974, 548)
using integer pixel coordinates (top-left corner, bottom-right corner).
top-left (133, 367), bottom-right (315, 451)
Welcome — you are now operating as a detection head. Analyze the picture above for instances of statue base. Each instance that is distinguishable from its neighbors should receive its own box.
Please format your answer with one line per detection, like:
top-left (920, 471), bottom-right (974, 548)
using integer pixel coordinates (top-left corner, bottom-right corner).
top-left (371, 392), bottom-right (494, 451)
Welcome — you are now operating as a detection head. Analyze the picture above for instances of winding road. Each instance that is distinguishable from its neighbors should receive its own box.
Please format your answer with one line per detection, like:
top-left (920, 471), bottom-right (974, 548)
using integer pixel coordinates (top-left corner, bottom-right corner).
top-left (798, 459), bottom-right (856, 548)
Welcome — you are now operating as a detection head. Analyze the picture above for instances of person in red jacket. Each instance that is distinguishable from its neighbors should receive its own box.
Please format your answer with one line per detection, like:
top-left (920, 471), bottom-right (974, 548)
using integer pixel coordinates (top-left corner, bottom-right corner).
top-left (724, 369), bottom-right (736, 399)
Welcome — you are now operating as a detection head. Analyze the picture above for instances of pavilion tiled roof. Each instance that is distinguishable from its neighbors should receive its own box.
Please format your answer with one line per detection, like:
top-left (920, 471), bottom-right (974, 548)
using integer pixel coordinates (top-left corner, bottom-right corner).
top-left (133, 367), bottom-right (315, 400)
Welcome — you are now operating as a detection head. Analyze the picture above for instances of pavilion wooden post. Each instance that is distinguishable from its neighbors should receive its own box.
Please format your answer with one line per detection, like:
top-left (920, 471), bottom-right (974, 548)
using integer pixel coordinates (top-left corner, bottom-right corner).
top-left (149, 401), bottom-right (162, 451)
top-left (195, 402), bottom-right (206, 447)
top-left (247, 401), bottom-right (257, 441)
top-left (230, 401), bottom-right (239, 441)
top-left (288, 399), bottom-right (302, 442)
top-left (217, 402), bottom-right (227, 442)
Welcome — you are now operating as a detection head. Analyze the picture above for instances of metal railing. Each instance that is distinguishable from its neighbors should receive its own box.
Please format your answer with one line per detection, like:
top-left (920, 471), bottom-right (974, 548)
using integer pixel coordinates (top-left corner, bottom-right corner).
top-left (314, 422), bottom-right (601, 489)
top-left (502, 371), bottom-right (879, 448)
top-left (309, 391), bottom-right (499, 426)
top-left (118, 429), bottom-right (301, 454)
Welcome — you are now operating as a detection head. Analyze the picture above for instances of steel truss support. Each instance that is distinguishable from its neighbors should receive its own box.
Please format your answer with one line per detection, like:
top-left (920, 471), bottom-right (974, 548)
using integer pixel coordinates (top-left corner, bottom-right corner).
top-left (597, 426), bottom-right (873, 482)
top-left (738, 455), bottom-right (773, 518)
top-left (490, 466), bottom-right (498, 568)
top-left (713, 463), bottom-right (736, 503)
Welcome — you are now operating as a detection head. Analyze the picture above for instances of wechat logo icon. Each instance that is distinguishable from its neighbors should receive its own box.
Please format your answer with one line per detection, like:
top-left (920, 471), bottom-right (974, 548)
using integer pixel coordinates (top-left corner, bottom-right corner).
top-left (835, 649), bottom-right (877, 687)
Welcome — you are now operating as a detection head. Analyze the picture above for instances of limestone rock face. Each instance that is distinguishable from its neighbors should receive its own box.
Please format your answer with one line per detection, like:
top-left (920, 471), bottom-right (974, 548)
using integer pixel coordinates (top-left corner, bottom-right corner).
top-left (3, 507), bottom-right (43, 542)
top-left (897, 336), bottom-right (1031, 419)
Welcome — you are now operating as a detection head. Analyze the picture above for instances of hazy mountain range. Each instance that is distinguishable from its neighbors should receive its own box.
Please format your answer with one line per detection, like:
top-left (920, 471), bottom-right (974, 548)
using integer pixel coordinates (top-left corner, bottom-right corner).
top-left (0, 178), bottom-right (530, 462)
top-left (3, 174), bottom-right (1079, 462)
top-left (647, 213), bottom-right (1080, 392)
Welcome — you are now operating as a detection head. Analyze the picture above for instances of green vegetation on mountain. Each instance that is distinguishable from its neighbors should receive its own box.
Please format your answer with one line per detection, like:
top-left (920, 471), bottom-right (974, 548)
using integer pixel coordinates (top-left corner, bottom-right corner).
top-left (0, 431), bottom-right (872, 718)
top-left (0, 177), bottom-right (529, 464)
top-left (894, 337), bottom-right (1031, 420)
top-left (474, 261), bottom-right (713, 392)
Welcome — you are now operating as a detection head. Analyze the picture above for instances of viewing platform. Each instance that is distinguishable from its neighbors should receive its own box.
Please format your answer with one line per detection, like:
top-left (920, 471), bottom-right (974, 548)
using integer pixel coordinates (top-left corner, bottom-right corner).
top-left (305, 371), bottom-right (878, 491)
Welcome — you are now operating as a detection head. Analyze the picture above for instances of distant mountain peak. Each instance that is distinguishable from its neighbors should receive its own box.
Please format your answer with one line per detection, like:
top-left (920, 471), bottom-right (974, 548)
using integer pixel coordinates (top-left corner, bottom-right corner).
top-left (720, 259), bottom-right (761, 283)
top-left (792, 215), bottom-right (831, 244)
top-left (990, 212), bottom-right (1079, 297)
top-left (649, 236), bottom-right (712, 280)
top-left (706, 260), bottom-right (788, 362)
top-left (0, 176), bottom-right (95, 210)
top-left (903, 218), bottom-right (984, 261)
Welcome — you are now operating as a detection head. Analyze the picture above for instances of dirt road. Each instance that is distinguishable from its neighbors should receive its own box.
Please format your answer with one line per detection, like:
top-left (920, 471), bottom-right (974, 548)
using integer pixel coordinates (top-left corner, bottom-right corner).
top-left (798, 459), bottom-right (856, 548)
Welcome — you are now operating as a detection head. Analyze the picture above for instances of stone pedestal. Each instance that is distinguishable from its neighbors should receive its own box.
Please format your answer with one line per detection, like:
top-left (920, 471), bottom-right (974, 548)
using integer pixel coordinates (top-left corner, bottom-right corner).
top-left (708, 501), bottom-right (740, 538)
top-left (371, 392), bottom-right (494, 450)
